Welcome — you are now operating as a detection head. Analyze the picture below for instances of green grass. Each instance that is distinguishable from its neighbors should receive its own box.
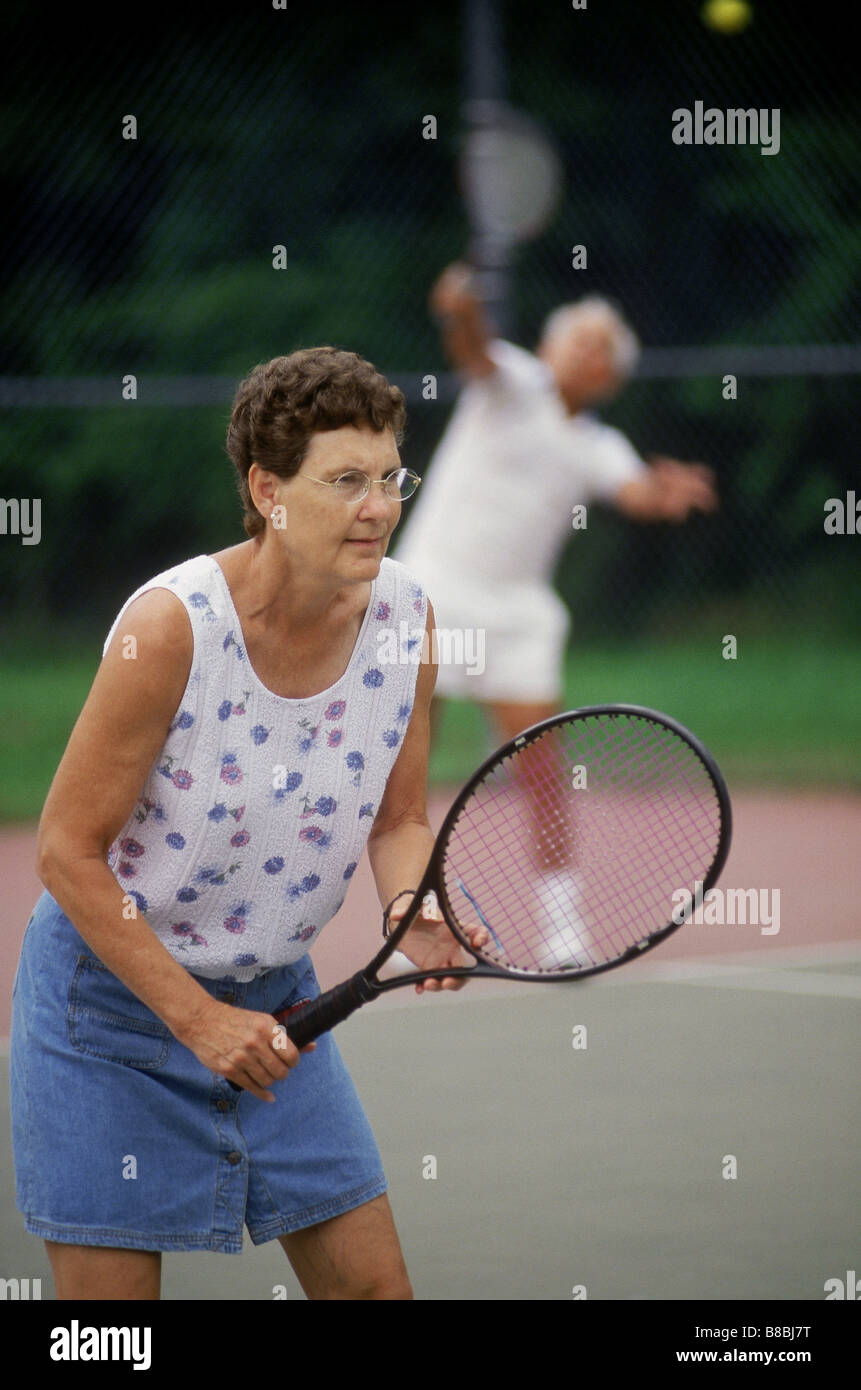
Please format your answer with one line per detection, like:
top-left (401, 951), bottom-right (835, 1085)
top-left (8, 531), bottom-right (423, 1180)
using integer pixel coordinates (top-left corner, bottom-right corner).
top-left (0, 636), bottom-right (858, 823)
top-left (429, 638), bottom-right (861, 790)
top-left (0, 652), bottom-right (97, 822)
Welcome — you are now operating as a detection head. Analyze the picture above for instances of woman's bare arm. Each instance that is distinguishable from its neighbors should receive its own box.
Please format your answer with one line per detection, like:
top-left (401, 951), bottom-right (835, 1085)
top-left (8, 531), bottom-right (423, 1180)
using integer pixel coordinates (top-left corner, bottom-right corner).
top-left (365, 602), bottom-right (483, 992)
top-left (36, 587), bottom-right (296, 1099)
top-left (366, 604), bottom-right (438, 905)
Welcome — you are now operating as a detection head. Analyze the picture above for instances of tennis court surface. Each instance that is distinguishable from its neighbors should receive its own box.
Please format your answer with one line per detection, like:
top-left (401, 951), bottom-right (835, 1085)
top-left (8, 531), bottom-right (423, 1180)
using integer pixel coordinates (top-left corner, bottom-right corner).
top-left (1, 787), bottom-right (858, 1300)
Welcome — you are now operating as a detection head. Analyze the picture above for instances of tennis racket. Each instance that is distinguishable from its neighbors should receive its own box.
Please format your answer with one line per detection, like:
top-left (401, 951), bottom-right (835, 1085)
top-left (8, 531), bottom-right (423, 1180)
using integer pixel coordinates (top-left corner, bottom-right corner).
top-left (458, 100), bottom-right (563, 335)
top-left (459, 103), bottom-right (563, 248)
top-left (232, 704), bottom-right (731, 1076)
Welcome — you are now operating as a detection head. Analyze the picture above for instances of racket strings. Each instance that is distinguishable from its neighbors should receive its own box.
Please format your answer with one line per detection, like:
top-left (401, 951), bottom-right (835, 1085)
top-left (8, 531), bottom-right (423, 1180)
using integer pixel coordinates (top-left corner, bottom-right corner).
top-left (441, 713), bottom-right (724, 974)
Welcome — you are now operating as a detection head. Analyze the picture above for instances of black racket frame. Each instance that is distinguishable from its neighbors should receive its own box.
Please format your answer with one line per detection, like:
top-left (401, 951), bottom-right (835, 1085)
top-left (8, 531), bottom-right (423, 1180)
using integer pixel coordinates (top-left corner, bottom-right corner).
top-left (267, 704), bottom-right (732, 1052)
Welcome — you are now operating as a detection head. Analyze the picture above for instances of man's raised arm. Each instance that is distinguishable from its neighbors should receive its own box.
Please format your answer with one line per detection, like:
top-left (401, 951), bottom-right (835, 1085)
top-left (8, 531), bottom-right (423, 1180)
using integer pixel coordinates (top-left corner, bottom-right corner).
top-left (429, 262), bottom-right (497, 379)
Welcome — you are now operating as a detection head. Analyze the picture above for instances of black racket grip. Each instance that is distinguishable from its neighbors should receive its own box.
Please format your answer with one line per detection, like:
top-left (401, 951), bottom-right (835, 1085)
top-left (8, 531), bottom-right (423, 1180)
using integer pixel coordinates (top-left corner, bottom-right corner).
top-left (281, 974), bottom-right (375, 1049)
top-left (227, 974), bottom-right (376, 1089)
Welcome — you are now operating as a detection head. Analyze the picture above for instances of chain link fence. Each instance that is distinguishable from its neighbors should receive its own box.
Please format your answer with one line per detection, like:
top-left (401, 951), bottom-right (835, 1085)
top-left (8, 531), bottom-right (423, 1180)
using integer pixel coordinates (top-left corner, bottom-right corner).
top-left (1, 0), bottom-right (858, 643)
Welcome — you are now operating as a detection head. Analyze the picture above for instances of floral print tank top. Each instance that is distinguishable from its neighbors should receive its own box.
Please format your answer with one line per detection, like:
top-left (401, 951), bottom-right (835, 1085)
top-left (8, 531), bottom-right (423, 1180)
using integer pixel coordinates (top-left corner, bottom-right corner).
top-left (102, 554), bottom-right (426, 980)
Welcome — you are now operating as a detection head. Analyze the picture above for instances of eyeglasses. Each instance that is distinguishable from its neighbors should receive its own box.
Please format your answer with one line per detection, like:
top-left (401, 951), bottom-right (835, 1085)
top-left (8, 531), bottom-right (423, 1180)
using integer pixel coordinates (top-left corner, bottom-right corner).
top-left (300, 468), bottom-right (421, 504)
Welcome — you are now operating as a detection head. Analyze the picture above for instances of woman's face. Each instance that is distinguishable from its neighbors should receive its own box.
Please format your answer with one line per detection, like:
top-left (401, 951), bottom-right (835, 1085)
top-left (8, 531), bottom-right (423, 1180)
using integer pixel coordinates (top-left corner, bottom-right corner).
top-left (264, 424), bottom-right (403, 587)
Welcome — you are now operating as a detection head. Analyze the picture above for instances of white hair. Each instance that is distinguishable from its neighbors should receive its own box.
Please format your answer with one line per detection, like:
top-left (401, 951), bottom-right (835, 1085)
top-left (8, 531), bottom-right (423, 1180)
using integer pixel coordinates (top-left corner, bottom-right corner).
top-left (540, 297), bottom-right (641, 378)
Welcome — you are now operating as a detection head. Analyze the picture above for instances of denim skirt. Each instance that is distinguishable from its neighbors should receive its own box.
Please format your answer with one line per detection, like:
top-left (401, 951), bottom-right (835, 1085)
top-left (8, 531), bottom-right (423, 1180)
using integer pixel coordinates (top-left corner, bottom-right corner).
top-left (10, 891), bottom-right (387, 1252)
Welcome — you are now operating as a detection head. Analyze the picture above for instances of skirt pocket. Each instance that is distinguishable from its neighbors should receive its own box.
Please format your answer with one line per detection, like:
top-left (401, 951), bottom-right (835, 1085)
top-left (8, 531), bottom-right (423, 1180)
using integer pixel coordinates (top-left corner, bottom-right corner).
top-left (67, 953), bottom-right (172, 1070)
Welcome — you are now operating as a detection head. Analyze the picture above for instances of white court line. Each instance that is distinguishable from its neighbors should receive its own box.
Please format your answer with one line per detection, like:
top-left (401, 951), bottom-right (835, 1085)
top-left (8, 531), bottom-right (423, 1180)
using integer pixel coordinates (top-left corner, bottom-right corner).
top-left (366, 940), bottom-right (861, 1011)
top-left (1, 942), bottom-right (859, 1051)
top-left (578, 940), bottom-right (861, 999)
top-left (622, 939), bottom-right (861, 977)
top-left (646, 966), bottom-right (861, 999)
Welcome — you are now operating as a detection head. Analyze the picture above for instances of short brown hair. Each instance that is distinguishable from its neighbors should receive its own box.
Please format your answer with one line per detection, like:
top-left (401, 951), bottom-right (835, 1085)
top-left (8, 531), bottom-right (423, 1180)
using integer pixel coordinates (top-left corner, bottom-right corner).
top-left (226, 347), bottom-right (407, 537)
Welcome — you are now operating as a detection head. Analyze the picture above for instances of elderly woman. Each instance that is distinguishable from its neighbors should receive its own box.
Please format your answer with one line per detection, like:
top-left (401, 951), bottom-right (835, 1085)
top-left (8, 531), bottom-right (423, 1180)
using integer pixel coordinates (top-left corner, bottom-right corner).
top-left (11, 347), bottom-right (471, 1301)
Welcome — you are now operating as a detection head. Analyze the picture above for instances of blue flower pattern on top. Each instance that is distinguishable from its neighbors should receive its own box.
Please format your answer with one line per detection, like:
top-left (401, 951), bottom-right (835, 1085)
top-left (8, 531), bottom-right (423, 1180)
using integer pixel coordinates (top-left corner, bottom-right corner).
top-left (274, 771), bottom-right (303, 804)
top-left (188, 591), bottom-right (216, 621)
top-left (296, 717), bottom-right (319, 754)
top-left (287, 874), bottom-right (321, 901)
top-left (102, 555), bottom-right (426, 982)
top-left (223, 630), bottom-right (246, 660)
top-left (345, 751), bottom-right (364, 787)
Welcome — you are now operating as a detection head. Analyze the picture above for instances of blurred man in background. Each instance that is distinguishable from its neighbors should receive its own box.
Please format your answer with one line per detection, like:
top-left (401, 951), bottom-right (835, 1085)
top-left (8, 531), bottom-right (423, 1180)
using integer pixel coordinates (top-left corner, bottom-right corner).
top-left (396, 262), bottom-right (719, 747)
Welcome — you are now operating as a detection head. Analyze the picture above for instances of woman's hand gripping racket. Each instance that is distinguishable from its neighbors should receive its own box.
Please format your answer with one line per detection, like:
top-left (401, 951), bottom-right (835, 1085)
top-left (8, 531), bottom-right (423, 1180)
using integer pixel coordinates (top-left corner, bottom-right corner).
top-left (231, 705), bottom-right (731, 1084)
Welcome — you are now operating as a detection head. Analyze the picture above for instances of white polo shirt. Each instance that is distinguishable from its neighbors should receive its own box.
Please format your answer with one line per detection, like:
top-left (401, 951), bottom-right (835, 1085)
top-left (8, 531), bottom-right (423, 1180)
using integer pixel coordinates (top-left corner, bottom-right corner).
top-left (395, 340), bottom-right (646, 702)
top-left (397, 339), bottom-right (645, 586)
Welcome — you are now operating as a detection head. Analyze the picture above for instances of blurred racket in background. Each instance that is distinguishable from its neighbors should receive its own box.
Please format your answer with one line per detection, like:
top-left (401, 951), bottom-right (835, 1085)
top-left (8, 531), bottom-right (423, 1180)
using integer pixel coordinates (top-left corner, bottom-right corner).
top-left (458, 0), bottom-right (563, 332)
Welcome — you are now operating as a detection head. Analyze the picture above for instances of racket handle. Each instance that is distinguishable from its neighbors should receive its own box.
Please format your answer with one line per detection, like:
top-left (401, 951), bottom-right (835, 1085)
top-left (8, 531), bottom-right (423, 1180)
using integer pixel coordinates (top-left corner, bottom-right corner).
top-left (226, 975), bottom-right (375, 1091)
top-left (281, 974), bottom-right (376, 1049)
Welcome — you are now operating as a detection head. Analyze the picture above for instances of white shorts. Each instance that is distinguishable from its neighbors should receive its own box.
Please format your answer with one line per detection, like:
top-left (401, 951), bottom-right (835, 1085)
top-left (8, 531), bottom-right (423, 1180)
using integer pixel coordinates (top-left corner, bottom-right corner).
top-left (420, 570), bottom-right (570, 704)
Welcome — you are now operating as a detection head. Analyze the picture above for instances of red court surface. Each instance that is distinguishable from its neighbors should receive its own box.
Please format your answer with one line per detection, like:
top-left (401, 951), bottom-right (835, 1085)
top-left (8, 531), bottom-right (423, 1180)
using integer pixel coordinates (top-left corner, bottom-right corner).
top-left (1, 787), bottom-right (859, 1039)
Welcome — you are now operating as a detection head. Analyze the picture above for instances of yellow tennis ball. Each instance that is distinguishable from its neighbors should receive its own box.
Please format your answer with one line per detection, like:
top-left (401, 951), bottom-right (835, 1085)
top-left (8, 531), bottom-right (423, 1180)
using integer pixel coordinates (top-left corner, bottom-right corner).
top-left (702, 0), bottom-right (753, 33)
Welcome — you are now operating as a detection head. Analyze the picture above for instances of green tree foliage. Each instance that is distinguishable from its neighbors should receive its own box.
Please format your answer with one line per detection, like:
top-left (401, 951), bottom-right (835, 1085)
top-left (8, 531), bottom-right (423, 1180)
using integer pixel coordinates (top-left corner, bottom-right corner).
top-left (1, 1), bottom-right (858, 635)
